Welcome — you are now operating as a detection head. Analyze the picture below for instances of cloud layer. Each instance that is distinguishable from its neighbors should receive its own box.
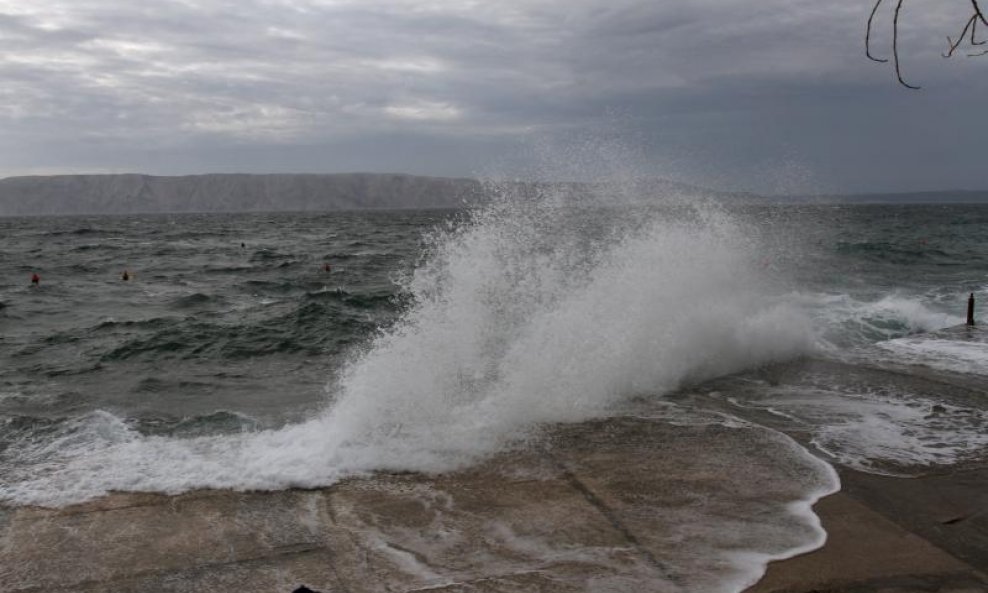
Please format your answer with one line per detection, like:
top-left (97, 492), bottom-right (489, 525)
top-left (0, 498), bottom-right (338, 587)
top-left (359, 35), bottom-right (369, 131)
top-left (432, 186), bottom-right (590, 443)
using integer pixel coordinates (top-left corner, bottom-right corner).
top-left (1, 0), bottom-right (985, 192)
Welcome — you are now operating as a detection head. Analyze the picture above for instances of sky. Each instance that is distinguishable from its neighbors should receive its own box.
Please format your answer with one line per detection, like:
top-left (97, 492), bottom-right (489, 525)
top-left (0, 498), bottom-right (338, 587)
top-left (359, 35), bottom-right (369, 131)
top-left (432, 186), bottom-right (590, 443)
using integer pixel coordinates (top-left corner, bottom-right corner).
top-left (1, 0), bottom-right (986, 194)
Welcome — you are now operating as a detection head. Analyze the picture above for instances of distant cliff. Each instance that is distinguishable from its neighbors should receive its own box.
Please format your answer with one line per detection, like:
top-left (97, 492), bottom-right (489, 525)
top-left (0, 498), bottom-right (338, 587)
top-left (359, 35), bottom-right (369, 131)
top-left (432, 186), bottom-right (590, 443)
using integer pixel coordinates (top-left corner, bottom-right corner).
top-left (0, 173), bottom-right (747, 216)
top-left (0, 173), bottom-right (485, 216)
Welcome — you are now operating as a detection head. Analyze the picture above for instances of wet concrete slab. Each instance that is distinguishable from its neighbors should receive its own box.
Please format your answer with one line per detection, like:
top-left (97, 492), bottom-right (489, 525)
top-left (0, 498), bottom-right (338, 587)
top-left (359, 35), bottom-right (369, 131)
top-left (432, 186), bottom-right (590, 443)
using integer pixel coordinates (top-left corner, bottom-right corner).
top-left (2, 422), bottom-right (663, 593)
top-left (2, 418), bottom-right (986, 592)
top-left (838, 467), bottom-right (988, 574)
top-left (745, 488), bottom-right (984, 593)
top-left (1, 490), bottom-right (339, 592)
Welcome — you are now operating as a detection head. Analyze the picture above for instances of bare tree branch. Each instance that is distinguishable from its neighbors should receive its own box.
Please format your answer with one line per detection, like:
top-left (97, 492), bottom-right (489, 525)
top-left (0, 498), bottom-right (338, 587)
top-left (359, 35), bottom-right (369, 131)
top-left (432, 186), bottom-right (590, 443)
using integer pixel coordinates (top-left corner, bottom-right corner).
top-left (866, 0), bottom-right (889, 62)
top-left (893, 0), bottom-right (921, 88)
top-left (868, 0), bottom-right (988, 88)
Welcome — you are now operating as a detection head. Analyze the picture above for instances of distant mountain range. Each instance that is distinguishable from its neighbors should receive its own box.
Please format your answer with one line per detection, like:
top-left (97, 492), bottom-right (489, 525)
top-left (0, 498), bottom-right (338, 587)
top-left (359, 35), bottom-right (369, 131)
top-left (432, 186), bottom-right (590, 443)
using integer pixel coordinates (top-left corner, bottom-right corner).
top-left (0, 173), bottom-right (484, 216)
top-left (0, 173), bottom-right (985, 216)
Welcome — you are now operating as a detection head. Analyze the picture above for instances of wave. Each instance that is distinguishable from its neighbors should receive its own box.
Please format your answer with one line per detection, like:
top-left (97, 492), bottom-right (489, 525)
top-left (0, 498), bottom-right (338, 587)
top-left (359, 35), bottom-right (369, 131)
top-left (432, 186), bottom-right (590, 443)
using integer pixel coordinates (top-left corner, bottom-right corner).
top-left (248, 249), bottom-right (296, 262)
top-left (99, 302), bottom-right (374, 361)
top-left (792, 292), bottom-right (962, 348)
top-left (872, 332), bottom-right (988, 377)
top-left (202, 264), bottom-right (255, 274)
top-left (71, 243), bottom-right (123, 252)
top-left (0, 390), bottom-right (85, 413)
top-left (304, 287), bottom-right (401, 310)
top-left (0, 184), bottom-right (819, 507)
top-left (134, 410), bottom-right (261, 437)
top-left (44, 227), bottom-right (112, 237)
top-left (834, 240), bottom-right (953, 264)
top-left (169, 292), bottom-right (227, 309)
top-left (237, 279), bottom-right (308, 294)
top-left (92, 317), bottom-right (175, 331)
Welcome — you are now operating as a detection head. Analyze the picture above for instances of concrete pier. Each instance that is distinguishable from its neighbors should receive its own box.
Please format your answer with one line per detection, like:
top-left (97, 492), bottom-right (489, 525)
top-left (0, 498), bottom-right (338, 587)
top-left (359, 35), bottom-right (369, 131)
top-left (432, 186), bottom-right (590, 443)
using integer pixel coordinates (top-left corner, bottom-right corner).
top-left (2, 417), bottom-right (986, 592)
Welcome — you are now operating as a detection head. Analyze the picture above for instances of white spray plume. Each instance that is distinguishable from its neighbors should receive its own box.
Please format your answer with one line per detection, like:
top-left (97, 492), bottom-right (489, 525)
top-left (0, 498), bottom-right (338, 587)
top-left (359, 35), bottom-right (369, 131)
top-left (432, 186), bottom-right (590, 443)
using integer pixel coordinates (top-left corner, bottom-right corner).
top-left (1, 179), bottom-right (816, 506)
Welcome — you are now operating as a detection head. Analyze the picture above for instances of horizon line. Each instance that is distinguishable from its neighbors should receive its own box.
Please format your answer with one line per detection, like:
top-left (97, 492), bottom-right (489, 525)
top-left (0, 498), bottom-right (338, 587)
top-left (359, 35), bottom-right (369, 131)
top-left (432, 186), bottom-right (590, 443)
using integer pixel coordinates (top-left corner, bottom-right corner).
top-left (1, 171), bottom-right (986, 197)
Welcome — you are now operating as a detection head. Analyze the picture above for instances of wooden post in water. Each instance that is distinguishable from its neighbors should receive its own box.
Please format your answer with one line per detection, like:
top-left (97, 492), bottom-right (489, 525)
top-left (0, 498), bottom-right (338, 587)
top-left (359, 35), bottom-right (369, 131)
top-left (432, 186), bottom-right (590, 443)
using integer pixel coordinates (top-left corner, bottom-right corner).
top-left (967, 293), bottom-right (976, 326)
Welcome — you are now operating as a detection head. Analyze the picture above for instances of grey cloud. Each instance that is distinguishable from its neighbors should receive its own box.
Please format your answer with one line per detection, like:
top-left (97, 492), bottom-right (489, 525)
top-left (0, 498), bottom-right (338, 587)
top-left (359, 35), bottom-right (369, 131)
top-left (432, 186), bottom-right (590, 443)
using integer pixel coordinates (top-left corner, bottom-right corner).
top-left (0, 0), bottom-right (984, 192)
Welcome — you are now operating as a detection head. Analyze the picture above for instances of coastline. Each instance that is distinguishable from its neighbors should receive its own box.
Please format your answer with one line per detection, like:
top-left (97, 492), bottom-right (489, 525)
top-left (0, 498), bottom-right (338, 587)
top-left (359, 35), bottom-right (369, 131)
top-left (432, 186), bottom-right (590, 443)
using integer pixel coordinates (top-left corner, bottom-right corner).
top-left (2, 423), bottom-right (985, 592)
top-left (0, 417), bottom-right (834, 593)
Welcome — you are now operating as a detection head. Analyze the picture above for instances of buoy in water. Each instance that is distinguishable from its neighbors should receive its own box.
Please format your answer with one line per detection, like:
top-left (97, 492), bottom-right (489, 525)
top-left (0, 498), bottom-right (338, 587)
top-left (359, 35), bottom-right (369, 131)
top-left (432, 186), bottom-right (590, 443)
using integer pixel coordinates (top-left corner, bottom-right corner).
top-left (323, 263), bottom-right (332, 273)
top-left (30, 273), bottom-right (40, 286)
top-left (121, 270), bottom-right (130, 281)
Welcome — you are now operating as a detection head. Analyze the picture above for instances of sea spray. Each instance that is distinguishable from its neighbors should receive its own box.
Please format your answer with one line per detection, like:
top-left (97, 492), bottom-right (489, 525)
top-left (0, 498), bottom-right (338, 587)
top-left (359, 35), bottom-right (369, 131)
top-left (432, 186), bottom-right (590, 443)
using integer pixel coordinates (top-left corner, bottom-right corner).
top-left (0, 183), bottom-right (819, 506)
top-left (310, 192), bottom-right (816, 472)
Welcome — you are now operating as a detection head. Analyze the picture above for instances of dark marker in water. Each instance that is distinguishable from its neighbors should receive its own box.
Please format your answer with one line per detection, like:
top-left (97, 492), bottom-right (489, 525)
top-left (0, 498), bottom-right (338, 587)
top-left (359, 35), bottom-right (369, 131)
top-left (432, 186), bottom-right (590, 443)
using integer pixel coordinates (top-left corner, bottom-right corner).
top-left (31, 273), bottom-right (40, 286)
top-left (323, 262), bottom-right (332, 273)
top-left (967, 293), bottom-right (975, 326)
top-left (122, 270), bottom-right (130, 281)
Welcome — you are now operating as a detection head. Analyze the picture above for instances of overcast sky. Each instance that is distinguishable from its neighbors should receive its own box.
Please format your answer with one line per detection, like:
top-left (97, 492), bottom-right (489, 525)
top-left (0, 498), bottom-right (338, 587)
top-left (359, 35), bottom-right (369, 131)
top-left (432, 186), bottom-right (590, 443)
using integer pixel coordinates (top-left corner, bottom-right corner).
top-left (1, 0), bottom-right (986, 193)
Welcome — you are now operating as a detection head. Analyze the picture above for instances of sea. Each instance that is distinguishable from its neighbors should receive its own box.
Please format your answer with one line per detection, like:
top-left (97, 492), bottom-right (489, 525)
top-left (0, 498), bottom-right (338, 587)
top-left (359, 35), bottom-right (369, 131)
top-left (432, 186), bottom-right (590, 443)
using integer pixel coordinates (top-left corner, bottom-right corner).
top-left (2, 187), bottom-right (987, 591)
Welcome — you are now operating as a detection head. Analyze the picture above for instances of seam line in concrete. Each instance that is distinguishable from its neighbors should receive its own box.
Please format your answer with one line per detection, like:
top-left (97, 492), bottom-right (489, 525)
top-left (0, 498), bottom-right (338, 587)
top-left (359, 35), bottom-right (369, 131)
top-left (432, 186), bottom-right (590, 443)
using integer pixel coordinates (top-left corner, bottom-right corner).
top-left (543, 449), bottom-right (677, 585)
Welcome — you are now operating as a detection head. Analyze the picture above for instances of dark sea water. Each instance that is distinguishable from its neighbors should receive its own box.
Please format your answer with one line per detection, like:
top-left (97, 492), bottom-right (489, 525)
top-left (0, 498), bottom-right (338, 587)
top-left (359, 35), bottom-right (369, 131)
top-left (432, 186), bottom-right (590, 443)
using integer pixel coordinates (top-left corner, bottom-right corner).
top-left (2, 200), bottom-right (987, 591)
top-left (0, 210), bottom-right (443, 428)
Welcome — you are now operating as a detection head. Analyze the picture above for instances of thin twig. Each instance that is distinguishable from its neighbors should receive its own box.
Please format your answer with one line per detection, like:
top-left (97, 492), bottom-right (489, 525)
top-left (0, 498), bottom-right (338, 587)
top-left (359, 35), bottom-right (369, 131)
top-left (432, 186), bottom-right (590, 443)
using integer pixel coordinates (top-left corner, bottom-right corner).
top-left (972, 18), bottom-right (986, 44)
top-left (866, 0), bottom-right (889, 62)
top-left (973, 0), bottom-right (988, 26)
top-left (893, 0), bottom-right (921, 88)
top-left (943, 15), bottom-right (976, 57)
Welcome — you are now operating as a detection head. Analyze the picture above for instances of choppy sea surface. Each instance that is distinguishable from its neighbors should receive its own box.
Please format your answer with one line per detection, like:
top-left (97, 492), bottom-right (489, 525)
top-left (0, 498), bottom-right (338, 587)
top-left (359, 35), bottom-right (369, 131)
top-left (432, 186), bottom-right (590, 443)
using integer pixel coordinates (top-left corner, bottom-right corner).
top-left (2, 196), bottom-right (987, 591)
